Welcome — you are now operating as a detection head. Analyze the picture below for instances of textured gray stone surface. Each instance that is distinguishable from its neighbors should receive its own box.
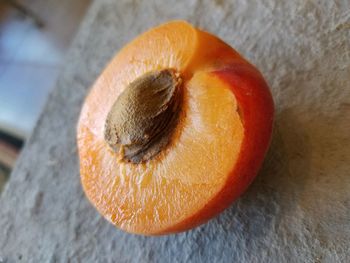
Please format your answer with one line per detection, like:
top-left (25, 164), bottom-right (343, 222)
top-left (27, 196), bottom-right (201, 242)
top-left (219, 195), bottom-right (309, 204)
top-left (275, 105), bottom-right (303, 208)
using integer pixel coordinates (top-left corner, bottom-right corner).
top-left (1, 0), bottom-right (350, 262)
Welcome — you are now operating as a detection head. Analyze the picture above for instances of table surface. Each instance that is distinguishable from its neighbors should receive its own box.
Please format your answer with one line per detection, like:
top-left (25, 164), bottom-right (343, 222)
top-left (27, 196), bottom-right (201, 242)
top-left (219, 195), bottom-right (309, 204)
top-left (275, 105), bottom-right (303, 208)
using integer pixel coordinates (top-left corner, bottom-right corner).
top-left (1, 0), bottom-right (349, 262)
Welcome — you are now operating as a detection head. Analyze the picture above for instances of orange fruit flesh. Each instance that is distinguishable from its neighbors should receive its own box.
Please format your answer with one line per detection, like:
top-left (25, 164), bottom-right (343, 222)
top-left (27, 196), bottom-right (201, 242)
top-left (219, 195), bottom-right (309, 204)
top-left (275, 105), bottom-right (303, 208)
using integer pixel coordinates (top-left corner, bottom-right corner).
top-left (78, 21), bottom-right (245, 234)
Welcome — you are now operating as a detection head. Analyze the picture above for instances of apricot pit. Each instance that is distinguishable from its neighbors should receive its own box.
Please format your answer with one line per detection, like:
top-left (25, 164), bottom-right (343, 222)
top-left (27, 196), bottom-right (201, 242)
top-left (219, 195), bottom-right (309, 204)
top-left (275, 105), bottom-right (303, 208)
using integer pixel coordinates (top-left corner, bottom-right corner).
top-left (104, 69), bottom-right (182, 163)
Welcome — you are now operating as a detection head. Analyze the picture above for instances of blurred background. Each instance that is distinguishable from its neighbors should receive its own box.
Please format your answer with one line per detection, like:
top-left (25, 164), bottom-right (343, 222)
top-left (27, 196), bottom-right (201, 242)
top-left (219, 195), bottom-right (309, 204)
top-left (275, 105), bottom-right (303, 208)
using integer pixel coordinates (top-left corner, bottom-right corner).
top-left (0, 0), bottom-right (91, 191)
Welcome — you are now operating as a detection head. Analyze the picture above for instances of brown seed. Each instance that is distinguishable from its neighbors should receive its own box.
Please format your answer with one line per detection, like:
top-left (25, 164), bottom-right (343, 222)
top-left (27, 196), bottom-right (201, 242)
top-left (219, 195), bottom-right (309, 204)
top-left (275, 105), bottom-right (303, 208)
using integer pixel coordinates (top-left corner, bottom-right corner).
top-left (104, 69), bottom-right (183, 163)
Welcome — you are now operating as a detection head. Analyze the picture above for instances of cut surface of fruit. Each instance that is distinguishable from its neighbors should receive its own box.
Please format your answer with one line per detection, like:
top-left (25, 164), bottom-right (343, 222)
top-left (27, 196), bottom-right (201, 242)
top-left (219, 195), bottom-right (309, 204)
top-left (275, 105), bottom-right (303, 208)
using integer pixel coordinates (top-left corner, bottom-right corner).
top-left (77, 21), bottom-right (274, 235)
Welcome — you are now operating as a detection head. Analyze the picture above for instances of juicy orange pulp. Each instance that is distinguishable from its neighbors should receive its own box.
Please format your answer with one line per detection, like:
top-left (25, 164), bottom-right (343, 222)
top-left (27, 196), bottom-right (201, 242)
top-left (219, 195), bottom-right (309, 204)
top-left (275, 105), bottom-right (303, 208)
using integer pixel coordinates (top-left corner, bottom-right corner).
top-left (78, 21), bottom-right (246, 234)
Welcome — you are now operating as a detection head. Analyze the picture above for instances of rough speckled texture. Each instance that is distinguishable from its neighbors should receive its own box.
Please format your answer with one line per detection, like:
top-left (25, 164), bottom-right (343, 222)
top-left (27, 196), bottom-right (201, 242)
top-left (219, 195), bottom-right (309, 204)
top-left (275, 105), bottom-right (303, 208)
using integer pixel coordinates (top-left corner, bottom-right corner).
top-left (1, 0), bottom-right (350, 262)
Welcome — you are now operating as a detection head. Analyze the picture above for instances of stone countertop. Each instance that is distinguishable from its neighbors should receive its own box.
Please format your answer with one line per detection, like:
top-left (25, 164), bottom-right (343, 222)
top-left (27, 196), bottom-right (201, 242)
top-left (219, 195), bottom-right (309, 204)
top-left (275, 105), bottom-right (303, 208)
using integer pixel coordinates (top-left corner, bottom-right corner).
top-left (1, 0), bottom-right (349, 262)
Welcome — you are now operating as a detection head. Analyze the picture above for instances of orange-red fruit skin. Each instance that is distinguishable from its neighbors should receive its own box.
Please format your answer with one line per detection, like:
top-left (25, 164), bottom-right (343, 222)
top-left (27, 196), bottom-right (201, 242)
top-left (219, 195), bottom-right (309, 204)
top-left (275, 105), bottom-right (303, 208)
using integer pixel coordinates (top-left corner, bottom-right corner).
top-left (159, 64), bottom-right (274, 234)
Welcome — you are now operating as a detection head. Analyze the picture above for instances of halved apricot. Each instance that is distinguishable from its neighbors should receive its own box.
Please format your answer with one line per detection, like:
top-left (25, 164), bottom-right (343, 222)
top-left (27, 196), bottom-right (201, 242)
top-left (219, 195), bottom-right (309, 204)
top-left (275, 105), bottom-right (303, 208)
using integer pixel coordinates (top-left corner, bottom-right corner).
top-left (77, 21), bottom-right (274, 235)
